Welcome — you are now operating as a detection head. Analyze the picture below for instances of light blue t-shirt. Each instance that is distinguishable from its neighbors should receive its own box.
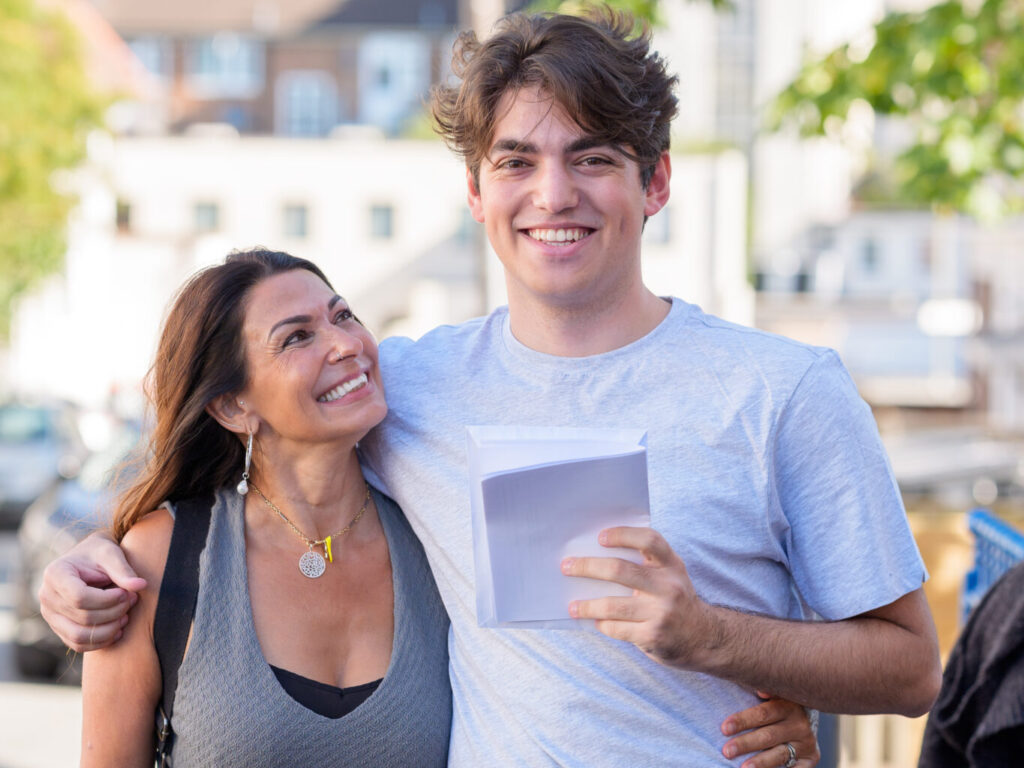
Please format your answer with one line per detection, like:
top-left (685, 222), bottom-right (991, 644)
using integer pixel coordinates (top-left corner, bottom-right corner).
top-left (361, 297), bottom-right (926, 766)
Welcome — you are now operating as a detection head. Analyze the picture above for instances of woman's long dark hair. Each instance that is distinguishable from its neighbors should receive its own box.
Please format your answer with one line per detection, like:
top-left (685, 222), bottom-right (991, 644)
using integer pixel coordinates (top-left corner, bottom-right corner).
top-left (112, 249), bottom-right (332, 541)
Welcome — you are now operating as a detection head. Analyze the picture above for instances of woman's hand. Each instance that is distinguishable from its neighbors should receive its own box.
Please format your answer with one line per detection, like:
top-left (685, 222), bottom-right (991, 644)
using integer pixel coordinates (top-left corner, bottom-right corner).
top-left (721, 693), bottom-right (819, 768)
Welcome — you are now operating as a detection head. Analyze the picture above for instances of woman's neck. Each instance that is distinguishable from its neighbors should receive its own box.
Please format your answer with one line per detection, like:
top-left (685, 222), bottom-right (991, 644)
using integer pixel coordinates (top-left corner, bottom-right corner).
top-left (247, 444), bottom-right (368, 540)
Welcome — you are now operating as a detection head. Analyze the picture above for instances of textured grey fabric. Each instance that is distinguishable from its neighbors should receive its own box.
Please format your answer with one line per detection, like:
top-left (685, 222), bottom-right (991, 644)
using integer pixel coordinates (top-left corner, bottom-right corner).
top-left (168, 487), bottom-right (451, 767)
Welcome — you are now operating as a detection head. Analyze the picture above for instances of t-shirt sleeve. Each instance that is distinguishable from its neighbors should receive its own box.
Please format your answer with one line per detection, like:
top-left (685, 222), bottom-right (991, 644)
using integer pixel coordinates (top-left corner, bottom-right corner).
top-left (356, 335), bottom-right (413, 497)
top-left (771, 350), bottom-right (927, 620)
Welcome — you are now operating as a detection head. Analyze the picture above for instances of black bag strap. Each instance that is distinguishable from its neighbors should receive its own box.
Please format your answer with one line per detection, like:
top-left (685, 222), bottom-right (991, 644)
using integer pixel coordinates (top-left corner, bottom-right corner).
top-left (153, 494), bottom-right (213, 763)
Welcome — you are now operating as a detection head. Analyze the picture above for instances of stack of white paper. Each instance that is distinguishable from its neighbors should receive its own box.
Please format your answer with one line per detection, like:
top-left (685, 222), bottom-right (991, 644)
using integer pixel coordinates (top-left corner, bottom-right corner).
top-left (467, 425), bottom-right (651, 630)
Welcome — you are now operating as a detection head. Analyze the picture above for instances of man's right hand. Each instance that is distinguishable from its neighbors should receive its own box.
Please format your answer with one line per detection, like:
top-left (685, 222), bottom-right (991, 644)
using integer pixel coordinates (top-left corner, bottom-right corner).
top-left (39, 531), bottom-right (148, 652)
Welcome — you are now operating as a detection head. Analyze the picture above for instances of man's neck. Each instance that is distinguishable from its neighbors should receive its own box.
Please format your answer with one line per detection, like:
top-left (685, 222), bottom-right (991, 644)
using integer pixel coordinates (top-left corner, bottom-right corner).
top-left (507, 287), bottom-right (671, 357)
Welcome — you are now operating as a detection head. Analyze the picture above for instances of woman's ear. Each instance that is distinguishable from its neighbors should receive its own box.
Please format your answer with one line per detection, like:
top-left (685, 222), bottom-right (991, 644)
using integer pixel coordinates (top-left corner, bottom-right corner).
top-left (206, 395), bottom-right (253, 435)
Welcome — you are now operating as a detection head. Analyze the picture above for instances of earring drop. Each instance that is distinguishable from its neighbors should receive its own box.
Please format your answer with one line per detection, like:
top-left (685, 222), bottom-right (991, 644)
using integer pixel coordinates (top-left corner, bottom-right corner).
top-left (237, 431), bottom-right (253, 495)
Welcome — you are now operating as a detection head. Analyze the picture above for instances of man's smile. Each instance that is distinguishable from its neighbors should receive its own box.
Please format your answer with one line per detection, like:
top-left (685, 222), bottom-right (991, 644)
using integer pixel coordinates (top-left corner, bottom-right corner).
top-left (525, 227), bottom-right (594, 244)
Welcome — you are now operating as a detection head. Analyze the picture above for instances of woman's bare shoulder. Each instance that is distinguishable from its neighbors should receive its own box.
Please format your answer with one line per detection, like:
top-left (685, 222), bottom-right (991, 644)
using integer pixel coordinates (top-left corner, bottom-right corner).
top-left (120, 507), bottom-right (175, 591)
top-left (82, 509), bottom-right (172, 766)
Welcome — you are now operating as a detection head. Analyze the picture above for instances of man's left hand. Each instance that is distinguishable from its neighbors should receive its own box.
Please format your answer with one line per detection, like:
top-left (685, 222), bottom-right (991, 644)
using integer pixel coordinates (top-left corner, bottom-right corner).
top-left (562, 526), bottom-right (711, 667)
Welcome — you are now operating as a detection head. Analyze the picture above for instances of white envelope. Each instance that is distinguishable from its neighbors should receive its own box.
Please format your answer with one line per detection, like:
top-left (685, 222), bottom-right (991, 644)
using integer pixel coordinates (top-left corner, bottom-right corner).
top-left (467, 425), bottom-right (651, 630)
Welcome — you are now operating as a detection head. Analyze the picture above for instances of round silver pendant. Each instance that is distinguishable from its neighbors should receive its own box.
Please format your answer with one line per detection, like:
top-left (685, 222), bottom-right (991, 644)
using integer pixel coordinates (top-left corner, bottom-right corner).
top-left (298, 550), bottom-right (326, 578)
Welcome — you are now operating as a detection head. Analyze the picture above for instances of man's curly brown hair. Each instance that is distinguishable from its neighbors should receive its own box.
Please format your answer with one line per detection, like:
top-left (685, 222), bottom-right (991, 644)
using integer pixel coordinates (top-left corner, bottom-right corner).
top-left (430, 7), bottom-right (679, 190)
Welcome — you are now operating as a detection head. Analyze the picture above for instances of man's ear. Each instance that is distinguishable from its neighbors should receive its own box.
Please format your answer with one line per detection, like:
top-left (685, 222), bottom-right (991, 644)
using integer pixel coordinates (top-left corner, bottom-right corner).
top-left (206, 394), bottom-right (252, 435)
top-left (467, 167), bottom-right (485, 223)
top-left (643, 152), bottom-right (672, 218)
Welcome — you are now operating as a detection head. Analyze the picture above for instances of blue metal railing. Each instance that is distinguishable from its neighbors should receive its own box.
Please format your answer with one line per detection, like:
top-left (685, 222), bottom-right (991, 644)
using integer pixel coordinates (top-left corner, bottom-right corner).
top-left (961, 508), bottom-right (1024, 623)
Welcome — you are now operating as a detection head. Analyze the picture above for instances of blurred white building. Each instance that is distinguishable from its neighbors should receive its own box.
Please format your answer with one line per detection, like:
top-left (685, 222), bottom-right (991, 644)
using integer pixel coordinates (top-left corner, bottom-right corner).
top-left (9, 131), bottom-right (469, 406)
top-left (10, 0), bottom-right (1016, 438)
top-left (8, 130), bottom-right (747, 408)
top-left (652, 0), bottom-right (1024, 438)
top-left (757, 211), bottom-right (977, 408)
top-left (21, 0), bottom-right (1024, 439)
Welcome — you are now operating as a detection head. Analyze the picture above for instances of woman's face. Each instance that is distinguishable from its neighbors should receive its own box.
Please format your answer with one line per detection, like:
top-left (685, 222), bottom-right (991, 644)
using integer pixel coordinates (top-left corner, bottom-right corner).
top-left (236, 269), bottom-right (387, 448)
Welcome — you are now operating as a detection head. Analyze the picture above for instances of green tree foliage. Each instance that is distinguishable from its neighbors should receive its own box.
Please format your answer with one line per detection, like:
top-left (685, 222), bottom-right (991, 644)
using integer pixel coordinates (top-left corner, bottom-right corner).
top-left (0, 0), bottom-right (105, 337)
top-left (769, 0), bottom-right (1024, 220)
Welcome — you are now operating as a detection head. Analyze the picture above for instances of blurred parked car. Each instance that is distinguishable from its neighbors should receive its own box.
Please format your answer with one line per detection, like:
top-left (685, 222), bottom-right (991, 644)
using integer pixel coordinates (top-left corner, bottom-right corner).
top-left (0, 402), bottom-right (84, 529)
top-left (14, 421), bottom-right (140, 682)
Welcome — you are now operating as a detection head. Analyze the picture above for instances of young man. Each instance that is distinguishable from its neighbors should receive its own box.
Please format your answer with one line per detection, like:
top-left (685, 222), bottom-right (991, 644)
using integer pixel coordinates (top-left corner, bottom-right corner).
top-left (41, 10), bottom-right (939, 766)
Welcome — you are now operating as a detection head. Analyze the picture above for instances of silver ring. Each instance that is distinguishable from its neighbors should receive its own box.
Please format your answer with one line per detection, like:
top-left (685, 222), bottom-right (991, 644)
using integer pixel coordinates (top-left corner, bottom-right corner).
top-left (783, 742), bottom-right (797, 768)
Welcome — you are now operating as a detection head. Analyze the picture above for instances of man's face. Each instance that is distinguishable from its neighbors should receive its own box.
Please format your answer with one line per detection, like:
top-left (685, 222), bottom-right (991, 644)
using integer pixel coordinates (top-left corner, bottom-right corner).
top-left (468, 86), bottom-right (670, 314)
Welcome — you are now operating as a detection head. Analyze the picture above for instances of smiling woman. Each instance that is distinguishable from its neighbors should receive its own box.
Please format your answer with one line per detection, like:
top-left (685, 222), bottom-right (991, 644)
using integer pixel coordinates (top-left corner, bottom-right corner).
top-left (79, 249), bottom-right (451, 767)
top-left (229, 268), bottom-right (387, 449)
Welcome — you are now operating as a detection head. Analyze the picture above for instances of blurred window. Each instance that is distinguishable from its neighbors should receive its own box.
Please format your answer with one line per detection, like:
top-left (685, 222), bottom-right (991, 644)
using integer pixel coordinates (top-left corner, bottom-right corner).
top-left (714, 0), bottom-right (755, 145)
top-left (222, 105), bottom-right (252, 131)
top-left (129, 37), bottom-right (173, 82)
top-left (283, 204), bottom-right (309, 238)
top-left (862, 238), bottom-right (879, 273)
top-left (919, 236), bottom-right (933, 270)
top-left (186, 34), bottom-right (263, 99)
top-left (276, 70), bottom-right (339, 137)
top-left (116, 199), bottom-right (131, 233)
top-left (194, 202), bottom-right (220, 233)
top-left (357, 33), bottom-right (430, 133)
top-left (370, 204), bottom-right (394, 239)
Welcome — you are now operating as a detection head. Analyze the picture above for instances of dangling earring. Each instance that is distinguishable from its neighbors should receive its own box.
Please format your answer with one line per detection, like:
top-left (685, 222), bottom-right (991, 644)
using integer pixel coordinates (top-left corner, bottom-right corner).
top-left (237, 431), bottom-right (253, 495)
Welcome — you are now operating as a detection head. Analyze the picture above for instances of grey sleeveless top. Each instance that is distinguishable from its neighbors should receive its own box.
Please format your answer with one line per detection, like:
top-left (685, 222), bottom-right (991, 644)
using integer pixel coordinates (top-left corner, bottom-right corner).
top-left (168, 487), bottom-right (451, 767)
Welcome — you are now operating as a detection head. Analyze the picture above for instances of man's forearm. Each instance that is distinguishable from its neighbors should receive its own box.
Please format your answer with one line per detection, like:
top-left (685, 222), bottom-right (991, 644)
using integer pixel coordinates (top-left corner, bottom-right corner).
top-left (567, 528), bottom-right (941, 717)
top-left (687, 589), bottom-right (941, 716)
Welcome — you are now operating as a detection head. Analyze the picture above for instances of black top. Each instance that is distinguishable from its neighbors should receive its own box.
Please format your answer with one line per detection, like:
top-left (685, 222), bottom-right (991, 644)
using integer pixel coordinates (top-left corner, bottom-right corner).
top-left (918, 560), bottom-right (1024, 767)
top-left (270, 665), bottom-right (383, 719)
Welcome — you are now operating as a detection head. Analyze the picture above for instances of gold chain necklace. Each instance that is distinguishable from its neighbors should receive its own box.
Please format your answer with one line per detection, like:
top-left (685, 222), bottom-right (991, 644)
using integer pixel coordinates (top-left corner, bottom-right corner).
top-left (249, 482), bottom-right (370, 579)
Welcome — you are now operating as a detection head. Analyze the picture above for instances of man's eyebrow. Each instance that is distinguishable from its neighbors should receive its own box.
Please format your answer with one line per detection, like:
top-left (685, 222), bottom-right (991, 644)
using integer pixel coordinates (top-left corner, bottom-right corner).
top-left (491, 138), bottom-right (537, 154)
top-left (267, 295), bottom-right (344, 340)
top-left (489, 137), bottom-right (612, 155)
top-left (566, 137), bottom-right (608, 153)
